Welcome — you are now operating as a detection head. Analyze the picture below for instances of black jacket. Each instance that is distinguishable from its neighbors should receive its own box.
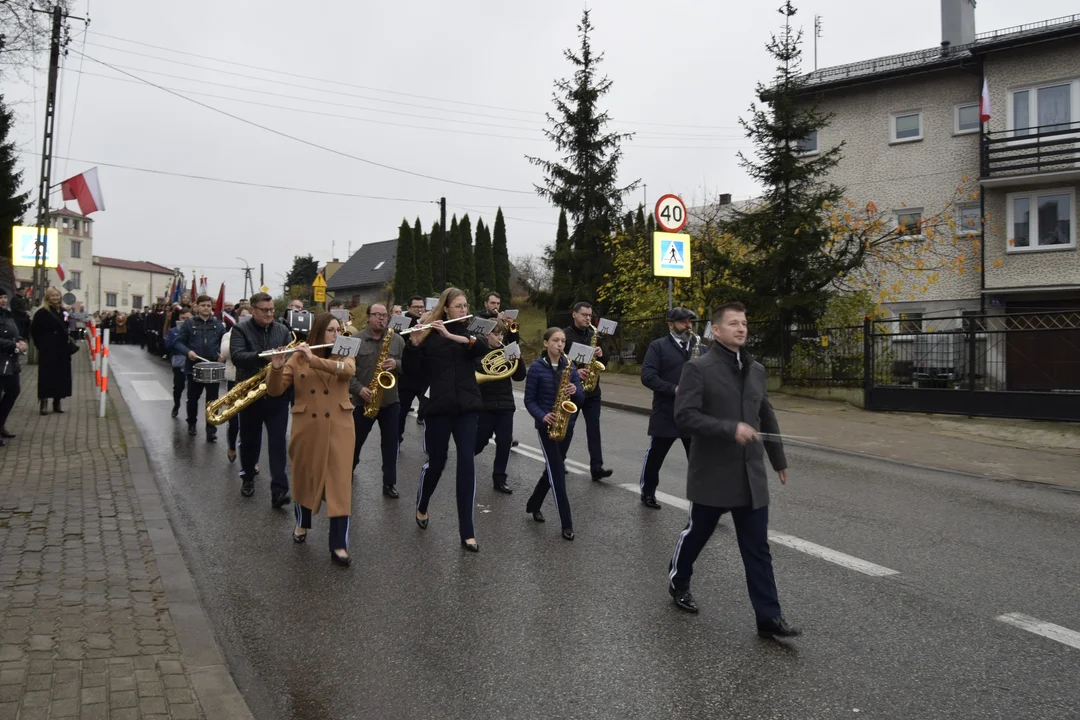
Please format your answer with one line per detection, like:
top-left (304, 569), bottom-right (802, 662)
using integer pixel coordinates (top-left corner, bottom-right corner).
top-left (641, 334), bottom-right (694, 438)
top-left (0, 307), bottom-right (23, 376)
top-left (403, 323), bottom-right (489, 417)
top-left (174, 314), bottom-right (225, 374)
top-left (475, 347), bottom-right (526, 412)
top-left (524, 355), bottom-right (585, 431)
top-left (230, 318), bottom-right (294, 382)
top-left (397, 313), bottom-right (428, 391)
top-left (563, 323), bottom-right (601, 398)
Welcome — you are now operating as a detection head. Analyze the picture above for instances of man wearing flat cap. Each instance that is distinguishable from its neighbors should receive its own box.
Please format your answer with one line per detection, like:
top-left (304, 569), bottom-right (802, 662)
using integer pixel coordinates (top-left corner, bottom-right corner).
top-left (638, 306), bottom-right (699, 509)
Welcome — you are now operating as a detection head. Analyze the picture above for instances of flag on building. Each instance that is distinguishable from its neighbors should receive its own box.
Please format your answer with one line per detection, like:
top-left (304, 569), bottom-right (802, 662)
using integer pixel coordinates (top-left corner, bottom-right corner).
top-left (980, 78), bottom-right (991, 123)
top-left (60, 168), bottom-right (106, 215)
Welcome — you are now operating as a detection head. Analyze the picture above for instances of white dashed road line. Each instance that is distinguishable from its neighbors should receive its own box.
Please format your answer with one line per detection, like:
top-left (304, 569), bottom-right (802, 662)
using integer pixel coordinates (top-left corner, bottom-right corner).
top-left (129, 380), bottom-right (173, 402)
top-left (511, 444), bottom-right (589, 475)
top-left (997, 613), bottom-right (1080, 652)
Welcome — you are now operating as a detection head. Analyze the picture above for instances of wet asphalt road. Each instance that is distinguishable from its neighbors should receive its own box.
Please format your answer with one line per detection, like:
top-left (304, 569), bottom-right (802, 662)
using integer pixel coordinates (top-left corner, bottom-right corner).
top-left (108, 345), bottom-right (1080, 720)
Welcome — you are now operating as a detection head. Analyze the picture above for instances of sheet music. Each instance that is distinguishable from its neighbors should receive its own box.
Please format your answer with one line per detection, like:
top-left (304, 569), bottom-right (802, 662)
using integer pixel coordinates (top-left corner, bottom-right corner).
top-left (388, 314), bottom-right (411, 332)
top-left (568, 342), bottom-right (597, 366)
top-left (502, 341), bottom-right (521, 360)
top-left (330, 309), bottom-right (351, 324)
top-left (466, 317), bottom-right (496, 335)
top-left (502, 309), bottom-right (519, 320)
top-left (702, 321), bottom-right (712, 339)
top-left (330, 335), bottom-right (361, 358)
top-left (425, 297), bottom-right (439, 311)
top-left (596, 318), bottom-right (618, 335)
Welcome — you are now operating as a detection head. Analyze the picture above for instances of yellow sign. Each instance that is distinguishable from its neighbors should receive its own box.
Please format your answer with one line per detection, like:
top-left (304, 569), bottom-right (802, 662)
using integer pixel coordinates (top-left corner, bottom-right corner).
top-left (11, 226), bottom-right (59, 268)
top-left (313, 287), bottom-right (326, 303)
top-left (313, 272), bottom-right (327, 288)
top-left (652, 232), bottom-right (691, 278)
top-left (260, 285), bottom-right (270, 293)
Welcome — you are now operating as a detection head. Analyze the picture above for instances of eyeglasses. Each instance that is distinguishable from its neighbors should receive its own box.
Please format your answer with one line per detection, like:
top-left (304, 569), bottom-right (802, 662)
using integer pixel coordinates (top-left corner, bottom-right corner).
top-left (449, 303), bottom-right (468, 311)
top-left (254, 306), bottom-right (275, 314)
top-left (369, 312), bottom-right (388, 319)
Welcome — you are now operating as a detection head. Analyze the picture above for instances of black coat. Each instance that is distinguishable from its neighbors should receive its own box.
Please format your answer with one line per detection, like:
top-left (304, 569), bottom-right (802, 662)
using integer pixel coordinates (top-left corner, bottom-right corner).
top-left (397, 313), bottom-right (428, 391)
top-left (404, 324), bottom-right (489, 417)
top-left (563, 323), bottom-right (601, 398)
top-left (230, 318), bottom-right (293, 382)
top-left (30, 306), bottom-right (73, 399)
top-left (0, 307), bottom-right (23, 376)
top-left (641, 334), bottom-right (694, 438)
top-left (475, 348), bottom-right (526, 412)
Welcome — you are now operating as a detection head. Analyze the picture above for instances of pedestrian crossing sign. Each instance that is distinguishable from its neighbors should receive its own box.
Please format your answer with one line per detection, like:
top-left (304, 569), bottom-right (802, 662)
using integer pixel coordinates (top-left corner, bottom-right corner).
top-left (653, 232), bottom-right (691, 278)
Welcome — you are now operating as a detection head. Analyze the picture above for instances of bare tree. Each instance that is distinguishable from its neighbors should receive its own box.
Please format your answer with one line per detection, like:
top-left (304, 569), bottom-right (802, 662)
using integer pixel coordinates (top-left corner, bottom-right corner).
top-left (511, 254), bottom-right (551, 294)
top-left (0, 1), bottom-right (75, 83)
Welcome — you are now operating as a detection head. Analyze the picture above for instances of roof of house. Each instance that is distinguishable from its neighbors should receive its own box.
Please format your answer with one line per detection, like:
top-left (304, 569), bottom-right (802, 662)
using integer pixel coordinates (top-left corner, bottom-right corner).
top-left (801, 12), bottom-right (1080, 93)
top-left (48, 207), bottom-right (90, 219)
top-left (93, 256), bottom-right (175, 274)
top-left (325, 239), bottom-right (397, 291)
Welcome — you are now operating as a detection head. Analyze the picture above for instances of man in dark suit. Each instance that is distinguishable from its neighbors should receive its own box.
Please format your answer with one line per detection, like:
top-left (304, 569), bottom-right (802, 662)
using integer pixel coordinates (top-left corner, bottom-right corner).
top-left (667, 301), bottom-right (799, 638)
top-left (638, 307), bottom-right (698, 509)
top-left (563, 301), bottom-right (613, 480)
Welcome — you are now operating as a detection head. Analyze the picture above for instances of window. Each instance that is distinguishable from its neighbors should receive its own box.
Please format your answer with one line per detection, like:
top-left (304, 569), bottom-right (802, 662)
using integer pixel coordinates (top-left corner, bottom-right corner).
top-left (71, 271), bottom-right (82, 290)
top-left (896, 210), bottom-right (923, 236)
top-left (899, 312), bottom-right (923, 334)
top-left (1007, 188), bottom-right (1075, 252)
top-left (373, 261), bottom-right (385, 270)
top-left (70, 239), bottom-right (81, 258)
top-left (61, 217), bottom-right (70, 230)
top-left (1011, 82), bottom-right (1073, 136)
top-left (132, 295), bottom-right (143, 310)
top-left (957, 205), bottom-right (981, 235)
top-left (105, 293), bottom-right (117, 307)
top-left (795, 129), bottom-right (819, 155)
top-left (72, 220), bottom-right (80, 232)
top-left (955, 103), bottom-right (980, 134)
top-left (891, 111), bottom-right (923, 142)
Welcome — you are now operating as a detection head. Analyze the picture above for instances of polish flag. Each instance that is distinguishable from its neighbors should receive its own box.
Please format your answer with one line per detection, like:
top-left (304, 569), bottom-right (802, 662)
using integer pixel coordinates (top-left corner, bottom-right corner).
top-left (55, 262), bottom-right (67, 282)
top-left (60, 168), bottom-right (106, 215)
top-left (979, 78), bottom-right (991, 123)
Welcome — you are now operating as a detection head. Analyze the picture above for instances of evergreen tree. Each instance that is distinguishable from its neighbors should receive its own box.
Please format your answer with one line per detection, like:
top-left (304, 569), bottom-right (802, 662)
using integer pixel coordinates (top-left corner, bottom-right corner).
top-left (284, 254), bottom-right (319, 289)
top-left (492, 208), bottom-right (512, 305)
top-left (0, 96), bottom-right (30, 259)
top-left (459, 214), bottom-right (475, 303)
top-left (549, 209), bottom-right (573, 315)
top-left (473, 218), bottom-right (495, 301)
top-left (718, 0), bottom-right (845, 326)
top-left (447, 215), bottom-right (465, 289)
top-left (413, 217), bottom-right (432, 297)
top-left (429, 220), bottom-right (444, 290)
top-left (392, 219), bottom-right (415, 304)
top-left (526, 9), bottom-right (638, 311)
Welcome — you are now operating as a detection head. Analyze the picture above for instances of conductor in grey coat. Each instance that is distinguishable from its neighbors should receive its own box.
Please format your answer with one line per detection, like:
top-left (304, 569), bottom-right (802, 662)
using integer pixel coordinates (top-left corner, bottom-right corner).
top-left (667, 302), bottom-right (800, 638)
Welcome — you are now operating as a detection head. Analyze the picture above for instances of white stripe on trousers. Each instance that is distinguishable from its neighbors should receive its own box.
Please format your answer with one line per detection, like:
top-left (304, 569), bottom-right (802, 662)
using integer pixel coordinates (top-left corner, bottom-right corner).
top-left (536, 429), bottom-right (563, 522)
top-left (638, 437), bottom-right (654, 492)
top-left (668, 502), bottom-right (694, 588)
top-left (416, 420), bottom-right (430, 508)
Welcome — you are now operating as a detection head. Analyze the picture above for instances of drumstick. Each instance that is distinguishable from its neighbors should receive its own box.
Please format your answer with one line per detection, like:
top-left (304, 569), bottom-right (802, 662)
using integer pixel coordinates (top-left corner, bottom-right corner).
top-left (757, 432), bottom-right (818, 442)
top-left (193, 354), bottom-right (213, 363)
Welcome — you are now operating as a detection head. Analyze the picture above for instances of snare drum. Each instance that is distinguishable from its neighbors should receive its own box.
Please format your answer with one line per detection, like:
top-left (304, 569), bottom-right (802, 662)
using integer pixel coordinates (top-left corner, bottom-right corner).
top-left (193, 361), bottom-right (225, 384)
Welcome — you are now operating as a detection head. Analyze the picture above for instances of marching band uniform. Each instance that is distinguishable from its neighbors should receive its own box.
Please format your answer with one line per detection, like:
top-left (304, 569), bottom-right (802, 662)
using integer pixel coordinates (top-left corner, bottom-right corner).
top-left (350, 324), bottom-right (405, 497)
top-left (473, 342), bottom-right (526, 494)
top-left (563, 311), bottom-right (612, 481)
top-left (174, 310), bottom-right (225, 441)
top-left (164, 321), bottom-right (188, 418)
top-left (396, 310), bottom-right (429, 442)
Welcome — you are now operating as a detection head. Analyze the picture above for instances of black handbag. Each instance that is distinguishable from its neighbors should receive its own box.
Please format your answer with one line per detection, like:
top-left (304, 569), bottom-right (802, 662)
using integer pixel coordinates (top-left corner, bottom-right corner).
top-left (68, 335), bottom-right (80, 355)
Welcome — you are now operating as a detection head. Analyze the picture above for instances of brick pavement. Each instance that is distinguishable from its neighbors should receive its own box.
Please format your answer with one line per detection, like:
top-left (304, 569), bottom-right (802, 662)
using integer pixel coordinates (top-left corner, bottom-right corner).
top-left (0, 352), bottom-right (250, 719)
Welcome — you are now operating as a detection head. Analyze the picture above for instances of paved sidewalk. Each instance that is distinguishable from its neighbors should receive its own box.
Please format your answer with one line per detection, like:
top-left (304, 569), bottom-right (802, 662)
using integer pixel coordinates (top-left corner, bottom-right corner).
top-left (0, 353), bottom-right (251, 719)
top-left (599, 372), bottom-right (1080, 490)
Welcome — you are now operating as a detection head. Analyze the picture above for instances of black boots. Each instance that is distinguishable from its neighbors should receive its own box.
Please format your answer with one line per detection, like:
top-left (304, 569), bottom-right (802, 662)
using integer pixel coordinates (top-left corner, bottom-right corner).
top-left (52, 399), bottom-right (63, 414)
top-left (39, 400), bottom-right (48, 416)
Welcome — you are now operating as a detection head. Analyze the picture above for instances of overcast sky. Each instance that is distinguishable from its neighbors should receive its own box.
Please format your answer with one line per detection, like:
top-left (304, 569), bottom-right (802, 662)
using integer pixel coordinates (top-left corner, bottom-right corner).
top-left (3, 0), bottom-right (1076, 299)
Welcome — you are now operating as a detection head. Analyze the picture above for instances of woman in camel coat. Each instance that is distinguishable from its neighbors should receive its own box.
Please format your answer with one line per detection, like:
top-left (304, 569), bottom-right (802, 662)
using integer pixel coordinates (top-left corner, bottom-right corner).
top-left (267, 311), bottom-right (357, 566)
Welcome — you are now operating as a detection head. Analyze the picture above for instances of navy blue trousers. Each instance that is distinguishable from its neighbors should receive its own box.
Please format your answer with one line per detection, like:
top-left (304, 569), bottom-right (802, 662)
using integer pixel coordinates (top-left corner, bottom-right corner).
top-left (397, 385), bottom-right (429, 441)
top-left (668, 503), bottom-right (781, 622)
top-left (295, 504), bottom-right (349, 551)
top-left (639, 436), bottom-right (691, 498)
top-left (526, 429), bottom-right (573, 530)
top-left (185, 375), bottom-right (220, 434)
top-left (353, 402), bottom-right (400, 487)
top-left (239, 395), bottom-right (290, 495)
top-left (0, 374), bottom-right (20, 431)
top-left (474, 409), bottom-right (514, 486)
top-left (416, 413), bottom-right (478, 540)
top-left (564, 395), bottom-right (603, 472)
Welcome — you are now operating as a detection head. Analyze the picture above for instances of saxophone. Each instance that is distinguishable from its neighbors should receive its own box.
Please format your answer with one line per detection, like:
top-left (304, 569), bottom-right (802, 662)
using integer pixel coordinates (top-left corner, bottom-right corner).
top-left (207, 332), bottom-right (299, 426)
top-left (363, 329), bottom-right (397, 419)
top-left (548, 355), bottom-right (579, 442)
top-left (580, 324), bottom-right (606, 393)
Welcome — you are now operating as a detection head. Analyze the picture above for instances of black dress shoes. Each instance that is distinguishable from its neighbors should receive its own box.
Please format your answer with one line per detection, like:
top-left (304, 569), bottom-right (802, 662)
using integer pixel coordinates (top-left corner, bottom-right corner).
top-left (52, 400), bottom-right (63, 414)
top-left (0, 428), bottom-right (14, 439)
top-left (170, 405), bottom-right (179, 418)
top-left (529, 509), bottom-right (545, 523)
top-left (493, 481), bottom-right (512, 495)
top-left (271, 491), bottom-right (291, 509)
top-left (187, 425), bottom-right (197, 437)
top-left (39, 400), bottom-right (48, 416)
top-left (293, 529), bottom-right (307, 544)
top-left (415, 513), bottom-right (429, 530)
top-left (641, 495), bottom-right (662, 510)
top-left (382, 485), bottom-right (399, 498)
top-left (669, 586), bottom-right (699, 614)
top-left (461, 539), bottom-right (479, 553)
top-left (206, 432), bottom-right (217, 443)
top-left (561, 529), bottom-right (575, 541)
top-left (757, 616), bottom-right (801, 638)
top-left (330, 550), bottom-right (351, 567)
top-left (591, 468), bottom-right (613, 481)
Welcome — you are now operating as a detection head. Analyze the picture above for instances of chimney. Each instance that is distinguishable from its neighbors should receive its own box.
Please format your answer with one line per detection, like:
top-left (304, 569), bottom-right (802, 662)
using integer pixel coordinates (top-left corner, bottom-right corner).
top-left (941, 0), bottom-right (976, 49)
top-left (719, 193), bottom-right (732, 206)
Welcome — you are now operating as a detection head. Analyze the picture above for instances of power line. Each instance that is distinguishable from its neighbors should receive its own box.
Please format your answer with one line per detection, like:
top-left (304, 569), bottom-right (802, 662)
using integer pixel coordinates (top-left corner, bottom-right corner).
top-left (450, 205), bottom-right (557, 227)
top-left (72, 51), bottom-right (536, 195)
top-left (60, 12), bottom-right (89, 180)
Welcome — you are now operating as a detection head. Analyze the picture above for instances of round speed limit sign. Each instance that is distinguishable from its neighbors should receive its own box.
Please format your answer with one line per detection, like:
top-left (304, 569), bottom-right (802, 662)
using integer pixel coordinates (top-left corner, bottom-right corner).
top-left (654, 194), bottom-right (688, 233)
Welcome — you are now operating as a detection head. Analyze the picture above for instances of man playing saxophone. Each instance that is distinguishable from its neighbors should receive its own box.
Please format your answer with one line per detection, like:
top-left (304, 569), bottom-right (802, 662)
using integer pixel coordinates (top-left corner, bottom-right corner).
top-left (349, 303), bottom-right (404, 498)
top-left (563, 301), bottom-right (613, 481)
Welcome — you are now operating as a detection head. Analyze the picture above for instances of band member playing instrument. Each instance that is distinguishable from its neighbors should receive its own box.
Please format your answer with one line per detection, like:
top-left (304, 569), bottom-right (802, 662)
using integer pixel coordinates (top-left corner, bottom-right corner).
top-left (221, 307), bottom-right (252, 463)
top-left (164, 307), bottom-right (192, 419)
top-left (397, 295), bottom-right (430, 442)
top-left (638, 307), bottom-right (697, 510)
top-left (563, 302), bottom-right (613, 481)
top-left (349, 303), bottom-right (404, 497)
top-left (231, 292), bottom-right (293, 506)
top-left (667, 303), bottom-right (799, 638)
top-left (476, 292), bottom-right (519, 345)
top-left (404, 287), bottom-right (488, 552)
top-left (267, 313), bottom-right (357, 567)
top-left (174, 294), bottom-right (226, 441)
top-left (524, 328), bottom-right (584, 541)
top-left (473, 321), bottom-right (526, 495)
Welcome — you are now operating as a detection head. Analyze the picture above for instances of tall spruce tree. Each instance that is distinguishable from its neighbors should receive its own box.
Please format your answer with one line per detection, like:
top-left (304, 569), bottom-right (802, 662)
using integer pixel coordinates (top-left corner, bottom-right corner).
top-left (492, 208), bottom-right (512, 304)
top-left (473, 218), bottom-right (495, 300)
top-left (549, 209), bottom-right (573, 315)
top-left (0, 96), bottom-right (30, 259)
top-left (429, 220), bottom-right (444, 291)
top-left (719, 0), bottom-right (844, 326)
top-left (526, 9), bottom-right (638, 311)
top-left (413, 217), bottom-right (432, 297)
top-left (447, 215), bottom-right (465, 289)
top-left (459, 214), bottom-right (475, 303)
top-left (392, 219), bottom-right (416, 303)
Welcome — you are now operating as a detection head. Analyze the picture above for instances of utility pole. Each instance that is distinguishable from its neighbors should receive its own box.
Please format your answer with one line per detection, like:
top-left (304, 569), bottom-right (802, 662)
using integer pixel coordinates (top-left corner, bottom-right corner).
top-left (814, 15), bottom-right (823, 71)
top-left (259, 263), bottom-right (264, 290)
top-left (30, 5), bottom-right (63, 308)
top-left (439, 197), bottom-right (447, 290)
top-left (236, 257), bottom-right (253, 298)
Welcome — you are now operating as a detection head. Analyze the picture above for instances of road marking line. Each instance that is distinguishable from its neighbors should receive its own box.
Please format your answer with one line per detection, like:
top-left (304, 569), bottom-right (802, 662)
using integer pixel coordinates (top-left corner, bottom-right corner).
top-left (997, 613), bottom-right (1080, 651)
top-left (511, 446), bottom-right (588, 476)
top-left (129, 380), bottom-right (173, 402)
top-left (114, 372), bottom-right (157, 376)
top-left (617, 483), bottom-right (900, 577)
top-left (515, 443), bottom-right (592, 473)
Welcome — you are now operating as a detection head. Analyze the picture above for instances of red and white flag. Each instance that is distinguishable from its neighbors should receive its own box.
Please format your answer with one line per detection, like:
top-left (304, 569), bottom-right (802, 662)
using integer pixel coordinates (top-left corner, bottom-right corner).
top-left (55, 262), bottom-right (67, 282)
top-left (214, 282), bottom-right (226, 317)
top-left (60, 167), bottom-right (106, 215)
top-left (980, 78), bottom-right (991, 123)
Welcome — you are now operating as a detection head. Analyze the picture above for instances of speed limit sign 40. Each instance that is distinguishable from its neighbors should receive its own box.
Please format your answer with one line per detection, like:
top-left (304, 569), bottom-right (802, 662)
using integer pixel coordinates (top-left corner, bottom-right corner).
top-left (654, 194), bottom-right (688, 233)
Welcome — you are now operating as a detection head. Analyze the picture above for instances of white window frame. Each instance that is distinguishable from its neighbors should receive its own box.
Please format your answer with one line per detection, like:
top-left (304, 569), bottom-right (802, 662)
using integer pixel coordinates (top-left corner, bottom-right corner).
top-left (795, 129), bottom-right (819, 156)
top-left (71, 271), bottom-right (82, 290)
top-left (954, 102), bottom-right (980, 135)
top-left (895, 208), bottom-right (925, 239)
top-left (1005, 187), bottom-right (1076, 253)
top-left (1006, 78), bottom-right (1079, 137)
top-left (890, 110), bottom-right (924, 144)
top-left (956, 204), bottom-right (982, 236)
top-left (105, 292), bottom-right (118, 307)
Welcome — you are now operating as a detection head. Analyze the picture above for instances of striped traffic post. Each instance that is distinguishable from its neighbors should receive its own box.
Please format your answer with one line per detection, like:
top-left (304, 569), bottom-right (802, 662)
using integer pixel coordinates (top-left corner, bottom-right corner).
top-left (98, 329), bottom-right (110, 418)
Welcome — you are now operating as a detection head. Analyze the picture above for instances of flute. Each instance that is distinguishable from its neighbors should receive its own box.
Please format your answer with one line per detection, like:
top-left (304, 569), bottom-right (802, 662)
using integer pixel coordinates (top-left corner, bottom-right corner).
top-left (398, 314), bottom-right (473, 335)
top-left (257, 343), bottom-right (335, 358)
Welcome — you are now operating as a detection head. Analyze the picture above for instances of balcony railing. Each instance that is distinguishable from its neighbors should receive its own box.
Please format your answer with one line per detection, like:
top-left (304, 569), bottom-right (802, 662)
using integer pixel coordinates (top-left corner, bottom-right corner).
top-left (981, 121), bottom-right (1080, 179)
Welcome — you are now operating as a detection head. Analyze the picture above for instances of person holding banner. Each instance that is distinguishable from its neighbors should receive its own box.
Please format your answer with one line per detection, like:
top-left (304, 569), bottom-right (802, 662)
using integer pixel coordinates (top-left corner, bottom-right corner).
top-left (473, 320), bottom-right (526, 495)
top-left (563, 302), bottom-right (613, 481)
top-left (404, 287), bottom-right (488, 552)
top-left (349, 303), bottom-right (404, 497)
top-left (266, 312), bottom-right (357, 567)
